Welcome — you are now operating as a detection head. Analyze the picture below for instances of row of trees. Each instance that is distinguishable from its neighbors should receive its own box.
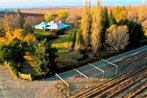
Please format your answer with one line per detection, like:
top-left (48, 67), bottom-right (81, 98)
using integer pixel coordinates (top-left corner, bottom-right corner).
top-left (44, 10), bottom-right (68, 22)
top-left (70, 0), bottom-right (145, 57)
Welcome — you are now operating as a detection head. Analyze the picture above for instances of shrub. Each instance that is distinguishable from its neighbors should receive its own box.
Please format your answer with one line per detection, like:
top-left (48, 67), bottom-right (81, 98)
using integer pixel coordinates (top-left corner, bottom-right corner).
top-left (106, 25), bottom-right (129, 50)
top-left (66, 15), bottom-right (78, 25)
top-left (50, 32), bottom-right (58, 39)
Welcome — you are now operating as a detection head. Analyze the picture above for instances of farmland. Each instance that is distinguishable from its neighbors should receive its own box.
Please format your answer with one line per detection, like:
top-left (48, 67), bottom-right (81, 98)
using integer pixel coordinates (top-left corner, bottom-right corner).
top-left (0, 0), bottom-right (147, 97)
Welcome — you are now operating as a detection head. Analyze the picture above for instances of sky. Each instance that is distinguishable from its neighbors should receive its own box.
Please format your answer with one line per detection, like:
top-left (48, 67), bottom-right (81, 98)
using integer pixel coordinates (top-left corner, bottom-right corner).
top-left (0, 0), bottom-right (147, 9)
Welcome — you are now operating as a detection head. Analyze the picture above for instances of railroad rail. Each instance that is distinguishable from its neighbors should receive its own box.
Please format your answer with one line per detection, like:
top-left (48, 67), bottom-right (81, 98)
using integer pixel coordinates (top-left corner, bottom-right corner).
top-left (74, 50), bottom-right (147, 98)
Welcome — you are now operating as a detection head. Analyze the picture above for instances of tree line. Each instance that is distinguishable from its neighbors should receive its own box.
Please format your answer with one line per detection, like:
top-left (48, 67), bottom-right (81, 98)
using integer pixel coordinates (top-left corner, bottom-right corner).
top-left (70, 0), bottom-right (146, 57)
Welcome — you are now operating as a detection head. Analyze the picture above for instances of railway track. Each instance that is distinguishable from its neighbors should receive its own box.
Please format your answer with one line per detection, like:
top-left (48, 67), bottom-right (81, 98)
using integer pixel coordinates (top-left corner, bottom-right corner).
top-left (74, 50), bottom-right (147, 98)
top-left (97, 69), bottom-right (147, 98)
top-left (123, 81), bottom-right (147, 98)
top-left (87, 64), bottom-right (147, 98)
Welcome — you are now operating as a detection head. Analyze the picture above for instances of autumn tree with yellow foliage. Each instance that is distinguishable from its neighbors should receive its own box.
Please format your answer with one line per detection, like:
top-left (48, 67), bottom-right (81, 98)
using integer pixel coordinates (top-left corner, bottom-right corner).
top-left (0, 29), bottom-right (36, 45)
top-left (138, 4), bottom-right (147, 23)
top-left (81, 0), bottom-right (91, 49)
top-left (91, 0), bottom-right (102, 55)
top-left (113, 6), bottom-right (128, 22)
top-left (44, 11), bottom-right (52, 22)
top-left (56, 10), bottom-right (68, 21)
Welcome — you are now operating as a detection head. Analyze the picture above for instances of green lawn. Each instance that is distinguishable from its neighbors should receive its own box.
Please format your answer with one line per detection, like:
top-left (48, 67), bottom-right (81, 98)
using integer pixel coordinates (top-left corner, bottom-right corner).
top-left (34, 29), bottom-right (51, 36)
top-left (34, 28), bottom-right (77, 68)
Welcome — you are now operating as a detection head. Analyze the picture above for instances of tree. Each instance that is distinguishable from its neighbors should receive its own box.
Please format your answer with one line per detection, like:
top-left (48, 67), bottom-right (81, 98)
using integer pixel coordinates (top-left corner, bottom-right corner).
top-left (109, 11), bottom-right (116, 26)
top-left (25, 16), bottom-right (37, 26)
top-left (34, 39), bottom-right (57, 73)
top-left (91, 0), bottom-right (102, 55)
top-left (81, 0), bottom-right (91, 49)
top-left (2, 14), bottom-right (19, 31)
top-left (101, 7), bottom-right (109, 45)
top-left (44, 11), bottom-right (52, 22)
top-left (17, 9), bottom-right (25, 29)
top-left (0, 29), bottom-right (36, 45)
top-left (142, 19), bottom-right (147, 29)
top-left (127, 6), bottom-right (138, 21)
top-left (138, 4), bottom-right (147, 23)
top-left (23, 23), bottom-right (34, 36)
top-left (106, 25), bottom-right (129, 50)
top-left (113, 6), bottom-right (128, 22)
top-left (0, 18), bottom-right (5, 37)
top-left (1, 38), bottom-right (26, 65)
top-left (56, 10), bottom-right (68, 21)
top-left (117, 19), bottom-right (144, 46)
top-left (75, 28), bottom-right (84, 50)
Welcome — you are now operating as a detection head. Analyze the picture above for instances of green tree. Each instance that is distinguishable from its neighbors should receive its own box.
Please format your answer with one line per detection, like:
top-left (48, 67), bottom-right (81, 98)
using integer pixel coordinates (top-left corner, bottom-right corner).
top-left (75, 28), bottom-right (83, 50)
top-left (81, 0), bottom-right (91, 49)
top-left (101, 7), bottom-right (109, 45)
top-left (117, 19), bottom-right (144, 46)
top-left (0, 38), bottom-right (26, 66)
top-left (109, 11), bottom-right (116, 26)
top-left (6, 38), bottom-right (26, 64)
top-left (44, 11), bottom-right (52, 22)
top-left (34, 39), bottom-right (57, 73)
top-left (91, 0), bottom-right (102, 55)
top-left (17, 9), bottom-right (25, 29)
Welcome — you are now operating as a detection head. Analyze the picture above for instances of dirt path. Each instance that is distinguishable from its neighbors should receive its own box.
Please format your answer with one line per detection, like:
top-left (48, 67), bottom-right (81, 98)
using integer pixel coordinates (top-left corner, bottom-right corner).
top-left (0, 66), bottom-right (63, 98)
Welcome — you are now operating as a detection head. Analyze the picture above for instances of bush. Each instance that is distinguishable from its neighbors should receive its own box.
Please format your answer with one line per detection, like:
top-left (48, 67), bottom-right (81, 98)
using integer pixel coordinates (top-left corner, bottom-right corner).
top-left (66, 15), bottom-right (78, 25)
top-left (31, 72), bottom-right (49, 80)
top-left (50, 32), bottom-right (58, 39)
top-left (106, 25), bottom-right (129, 50)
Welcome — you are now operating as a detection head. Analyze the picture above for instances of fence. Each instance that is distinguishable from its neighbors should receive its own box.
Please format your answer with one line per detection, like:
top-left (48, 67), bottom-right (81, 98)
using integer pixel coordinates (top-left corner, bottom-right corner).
top-left (19, 72), bottom-right (32, 81)
top-left (55, 59), bottom-right (118, 96)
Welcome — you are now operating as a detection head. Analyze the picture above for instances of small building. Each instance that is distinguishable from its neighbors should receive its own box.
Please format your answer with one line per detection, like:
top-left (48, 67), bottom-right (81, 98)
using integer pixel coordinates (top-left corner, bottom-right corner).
top-left (46, 22), bottom-right (70, 30)
top-left (34, 21), bottom-right (48, 30)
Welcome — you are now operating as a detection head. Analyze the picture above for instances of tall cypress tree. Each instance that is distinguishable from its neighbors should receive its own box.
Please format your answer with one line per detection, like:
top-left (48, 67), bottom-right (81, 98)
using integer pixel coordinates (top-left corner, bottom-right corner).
top-left (17, 9), bottom-right (25, 29)
top-left (101, 7), bottom-right (109, 46)
top-left (109, 11), bottom-right (116, 26)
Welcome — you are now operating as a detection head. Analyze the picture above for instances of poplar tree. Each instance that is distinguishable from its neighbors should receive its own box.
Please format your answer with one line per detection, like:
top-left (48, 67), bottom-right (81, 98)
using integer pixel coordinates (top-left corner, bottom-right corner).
top-left (81, 0), bottom-right (91, 49)
top-left (91, 0), bottom-right (102, 55)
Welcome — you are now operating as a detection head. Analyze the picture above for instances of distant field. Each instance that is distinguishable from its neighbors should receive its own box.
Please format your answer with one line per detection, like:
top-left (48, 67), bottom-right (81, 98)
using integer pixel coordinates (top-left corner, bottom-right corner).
top-left (20, 7), bottom-right (82, 17)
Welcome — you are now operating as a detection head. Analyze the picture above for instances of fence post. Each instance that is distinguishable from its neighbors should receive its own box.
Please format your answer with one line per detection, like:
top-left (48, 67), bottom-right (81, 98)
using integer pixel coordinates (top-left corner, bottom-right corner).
top-left (29, 73), bottom-right (32, 81)
top-left (18, 72), bottom-right (21, 78)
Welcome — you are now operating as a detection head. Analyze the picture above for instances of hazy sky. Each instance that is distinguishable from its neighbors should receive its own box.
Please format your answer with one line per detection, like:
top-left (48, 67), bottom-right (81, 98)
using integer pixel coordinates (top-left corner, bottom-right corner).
top-left (0, 0), bottom-right (146, 9)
